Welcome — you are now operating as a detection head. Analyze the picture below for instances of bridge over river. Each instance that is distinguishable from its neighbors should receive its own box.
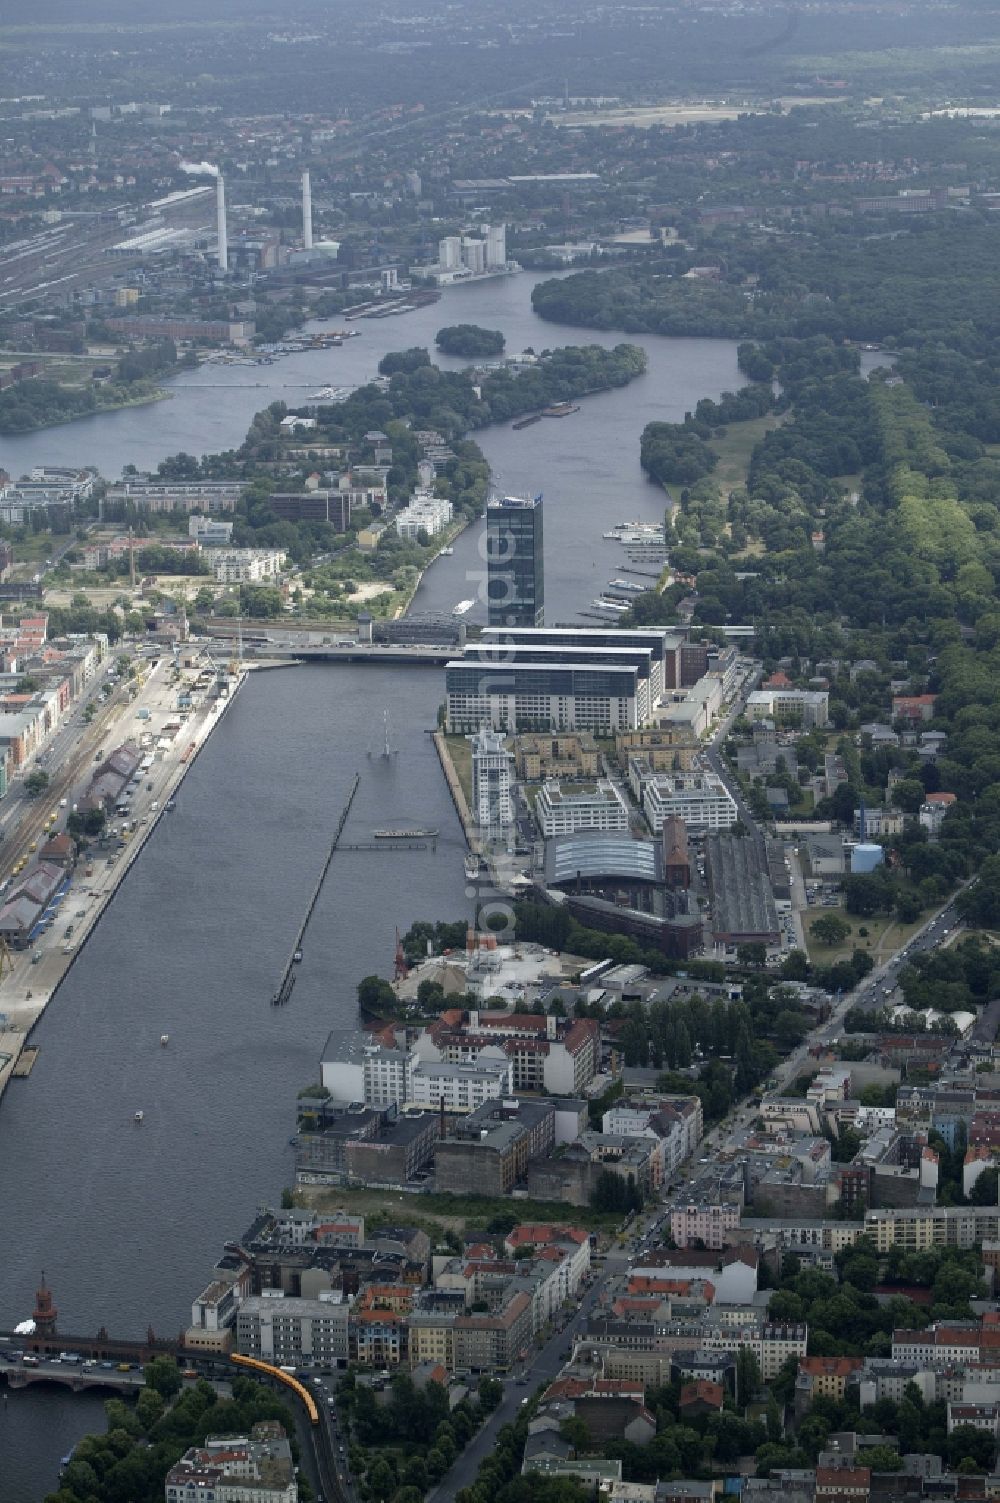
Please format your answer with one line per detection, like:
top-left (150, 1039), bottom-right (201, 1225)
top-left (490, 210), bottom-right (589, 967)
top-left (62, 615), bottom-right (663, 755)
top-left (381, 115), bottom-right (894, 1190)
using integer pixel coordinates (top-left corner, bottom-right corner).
top-left (1, 1353), bottom-right (150, 1393)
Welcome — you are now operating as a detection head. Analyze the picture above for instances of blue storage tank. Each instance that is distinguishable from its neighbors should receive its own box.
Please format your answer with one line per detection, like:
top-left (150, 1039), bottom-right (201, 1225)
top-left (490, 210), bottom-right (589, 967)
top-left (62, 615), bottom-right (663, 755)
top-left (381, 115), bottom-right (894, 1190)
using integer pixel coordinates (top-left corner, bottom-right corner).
top-left (851, 842), bottom-right (884, 873)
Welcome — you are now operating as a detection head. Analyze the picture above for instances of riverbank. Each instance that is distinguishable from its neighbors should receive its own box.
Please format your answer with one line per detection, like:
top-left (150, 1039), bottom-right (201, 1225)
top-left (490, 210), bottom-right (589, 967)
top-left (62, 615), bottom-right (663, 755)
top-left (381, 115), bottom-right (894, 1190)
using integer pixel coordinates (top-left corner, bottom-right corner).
top-left (0, 661), bottom-right (248, 1103)
top-left (432, 730), bottom-right (476, 852)
top-left (0, 384), bottom-right (170, 437)
top-left (396, 515), bottom-right (474, 618)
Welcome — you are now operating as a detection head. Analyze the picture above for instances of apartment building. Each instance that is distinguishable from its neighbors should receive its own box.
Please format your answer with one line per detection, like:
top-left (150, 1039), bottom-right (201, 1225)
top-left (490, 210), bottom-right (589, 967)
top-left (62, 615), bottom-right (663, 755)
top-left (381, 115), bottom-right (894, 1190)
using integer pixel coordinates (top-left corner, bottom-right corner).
top-left (349, 1307), bottom-right (407, 1367)
top-left (535, 778), bottom-right (630, 837)
top-left (471, 729), bottom-right (515, 832)
top-left (408, 1058), bottom-right (514, 1113)
top-left (454, 1290), bottom-right (533, 1373)
top-left (517, 732), bottom-right (600, 781)
top-left (865, 1204), bottom-right (1000, 1252)
top-left (414, 1010), bottom-right (599, 1097)
top-left (165, 1425), bottom-right (297, 1503)
top-left (643, 772), bottom-right (738, 832)
top-left (670, 1203), bottom-right (740, 1252)
top-left (798, 1355), bottom-right (864, 1401)
top-left (210, 548), bottom-right (286, 584)
top-left (235, 1294), bottom-right (350, 1367)
top-left (746, 687), bottom-right (830, 728)
top-left (394, 489), bottom-right (453, 540)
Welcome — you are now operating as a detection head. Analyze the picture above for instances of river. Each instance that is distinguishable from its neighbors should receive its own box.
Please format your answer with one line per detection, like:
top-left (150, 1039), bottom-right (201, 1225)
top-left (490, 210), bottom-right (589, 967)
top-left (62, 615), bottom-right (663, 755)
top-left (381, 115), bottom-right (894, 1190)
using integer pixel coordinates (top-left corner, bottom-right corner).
top-left (0, 273), bottom-right (749, 1500)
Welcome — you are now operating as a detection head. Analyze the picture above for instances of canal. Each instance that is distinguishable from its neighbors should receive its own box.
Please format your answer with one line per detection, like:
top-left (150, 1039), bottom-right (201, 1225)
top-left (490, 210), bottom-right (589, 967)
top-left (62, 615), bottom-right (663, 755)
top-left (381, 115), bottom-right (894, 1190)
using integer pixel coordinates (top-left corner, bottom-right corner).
top-left (0, 273), bottom-right (748, 1499)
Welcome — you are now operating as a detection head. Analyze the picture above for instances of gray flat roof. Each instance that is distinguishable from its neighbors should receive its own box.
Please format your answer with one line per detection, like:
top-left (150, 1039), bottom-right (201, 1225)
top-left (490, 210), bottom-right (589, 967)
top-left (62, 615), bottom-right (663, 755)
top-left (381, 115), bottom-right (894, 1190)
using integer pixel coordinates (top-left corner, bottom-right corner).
top-left (546, 833), bottom-right (662, 886)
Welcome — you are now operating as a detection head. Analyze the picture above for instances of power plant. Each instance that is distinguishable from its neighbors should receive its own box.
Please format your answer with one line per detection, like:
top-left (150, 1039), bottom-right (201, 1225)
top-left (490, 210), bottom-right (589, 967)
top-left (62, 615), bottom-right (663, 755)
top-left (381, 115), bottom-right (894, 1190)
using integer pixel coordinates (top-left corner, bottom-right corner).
top-left (302, 170), bottom-right (313, 250)
top-left (216, 174), bottom-right (228, 272)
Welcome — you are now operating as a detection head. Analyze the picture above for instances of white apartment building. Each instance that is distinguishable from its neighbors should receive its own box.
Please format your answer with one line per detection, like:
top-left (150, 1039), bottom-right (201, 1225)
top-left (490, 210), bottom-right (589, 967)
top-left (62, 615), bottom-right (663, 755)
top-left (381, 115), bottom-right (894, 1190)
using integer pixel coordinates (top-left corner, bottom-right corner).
top-left (697, 1322), bottom-right (808, 1380)
top-left (211, 548), bottom-right (286, 584)
top-left (601, 1100), bottom-right (703, 1183)
top-left (746, 687), bottom-right (829, 728)
top-left (394, 489), bottom-right (453, 541)
top-left (361, 1043), bottom-right (410, 1107)
top-left (471, 729), bottom-right (514, 831)
top-left (535, 778), bottom-right (629, 837)
top-left (236, 1293), bottom-right (351, 1367)
top-left (643, 771), bottom-right (738, 831)
top-left (408, 1058), bottom-right (513, 1112)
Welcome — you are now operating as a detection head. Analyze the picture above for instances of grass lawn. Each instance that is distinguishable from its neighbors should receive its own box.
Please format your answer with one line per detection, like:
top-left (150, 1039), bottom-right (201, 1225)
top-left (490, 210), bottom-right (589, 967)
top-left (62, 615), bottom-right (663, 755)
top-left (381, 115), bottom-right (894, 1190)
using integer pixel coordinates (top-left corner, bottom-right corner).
top-left (804, 905), bottom-right (928, 968)
top-left (444, 734), bottom-right (473, 806)
top-left (709, 413), bottom-right (786, 493)
top-left (296, 1183), bottom-right (619, 1235)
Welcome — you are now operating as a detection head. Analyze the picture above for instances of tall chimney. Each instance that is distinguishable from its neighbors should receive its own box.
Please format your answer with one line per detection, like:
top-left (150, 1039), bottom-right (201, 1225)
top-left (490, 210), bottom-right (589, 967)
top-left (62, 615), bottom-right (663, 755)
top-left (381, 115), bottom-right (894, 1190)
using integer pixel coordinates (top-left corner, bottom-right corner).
top-left (302, 170), bottom-right (313, 250)
top-left (216, 174), bottom-right (228, 272)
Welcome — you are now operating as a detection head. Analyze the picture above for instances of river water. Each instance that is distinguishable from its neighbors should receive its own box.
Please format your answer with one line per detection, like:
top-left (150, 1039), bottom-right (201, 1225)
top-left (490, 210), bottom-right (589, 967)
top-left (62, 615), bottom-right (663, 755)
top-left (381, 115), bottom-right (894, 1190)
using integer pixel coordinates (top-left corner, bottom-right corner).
top-left (0, 273), bottom-right (747, 1499)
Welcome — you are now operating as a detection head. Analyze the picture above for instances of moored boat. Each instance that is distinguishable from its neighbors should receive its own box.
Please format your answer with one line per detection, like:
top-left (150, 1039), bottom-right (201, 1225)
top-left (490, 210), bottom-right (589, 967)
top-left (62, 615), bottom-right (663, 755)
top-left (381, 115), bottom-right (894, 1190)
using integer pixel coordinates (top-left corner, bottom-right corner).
top-left (373, 827), bottom-right (439, 839)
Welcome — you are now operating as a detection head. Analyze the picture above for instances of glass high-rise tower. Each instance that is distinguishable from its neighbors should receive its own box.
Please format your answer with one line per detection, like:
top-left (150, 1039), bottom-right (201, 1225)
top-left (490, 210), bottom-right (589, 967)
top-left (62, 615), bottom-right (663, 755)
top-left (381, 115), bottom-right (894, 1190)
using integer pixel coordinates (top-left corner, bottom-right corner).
top-left (486, 494), bottom-right (544, 628)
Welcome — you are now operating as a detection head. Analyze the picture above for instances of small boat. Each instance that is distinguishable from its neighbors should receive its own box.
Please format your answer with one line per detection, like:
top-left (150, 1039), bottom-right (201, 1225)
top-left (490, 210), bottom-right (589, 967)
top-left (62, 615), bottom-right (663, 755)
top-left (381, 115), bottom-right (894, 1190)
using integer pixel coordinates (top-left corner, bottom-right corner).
top-left (452, 599), bottom-right (475, 616)
top-left (373, 827), bottom-right (439, 840)
top-left (165, 799), bottom-right (176, 811)
top-left (293, 949), bottom-right (303, 963)
top-left (160, 1034), bottom-right (169, 1046)
top-left (134, 1110), bottom-right (144, 1124)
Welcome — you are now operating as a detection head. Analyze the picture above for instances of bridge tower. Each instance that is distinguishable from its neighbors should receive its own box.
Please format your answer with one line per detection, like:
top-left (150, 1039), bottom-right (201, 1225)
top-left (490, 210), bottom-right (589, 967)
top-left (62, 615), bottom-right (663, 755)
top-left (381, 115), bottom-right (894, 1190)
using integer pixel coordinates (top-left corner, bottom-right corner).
top-left (33, 1273), bottom-right (57, 1338)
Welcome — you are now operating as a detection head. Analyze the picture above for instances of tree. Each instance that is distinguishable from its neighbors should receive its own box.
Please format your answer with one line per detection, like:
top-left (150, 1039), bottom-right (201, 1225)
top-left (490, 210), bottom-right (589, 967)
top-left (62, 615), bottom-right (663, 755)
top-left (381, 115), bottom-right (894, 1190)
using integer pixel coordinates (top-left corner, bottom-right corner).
top-left (136, 1385), bottom-right (165, 1429)
top-left (24, 769), bottom-right (49, 797)
top-left (736, 1347), bottom-right (762, 1406)
top-left (862, 1446), bottom-right (904, 1472)
top-left (810, 913), bottom-right (852, 946)
top-left (970, 1166), bottom-right (999, 1205)
top-left (436, 325), bottom-right (505, 358)
top-left (143, 1355), bottom-right (182, 1397)
top-left (478, 1375), bottom-right (503, 1411)
top-left (559, 1415), bottom-right (591, 1451)
top-left (737, 942), bottom-right (768, 969)
top-left (357, 974), bottom-right (397, 1013)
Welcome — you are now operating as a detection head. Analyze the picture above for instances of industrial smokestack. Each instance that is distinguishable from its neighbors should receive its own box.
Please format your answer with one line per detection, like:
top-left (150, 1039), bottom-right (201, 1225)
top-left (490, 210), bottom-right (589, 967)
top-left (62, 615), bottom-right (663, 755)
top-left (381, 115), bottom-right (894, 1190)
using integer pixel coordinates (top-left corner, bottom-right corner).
top-left (302, 170), bottom-right (313, 251)
top-left (216, 174), bottom-right (228, 272)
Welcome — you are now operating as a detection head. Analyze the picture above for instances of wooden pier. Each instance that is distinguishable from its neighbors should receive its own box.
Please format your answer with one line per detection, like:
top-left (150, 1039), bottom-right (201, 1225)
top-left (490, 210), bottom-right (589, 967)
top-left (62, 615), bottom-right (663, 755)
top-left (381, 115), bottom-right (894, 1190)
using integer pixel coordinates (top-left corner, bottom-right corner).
top-left (271, 772), bottom-right (361, 1005)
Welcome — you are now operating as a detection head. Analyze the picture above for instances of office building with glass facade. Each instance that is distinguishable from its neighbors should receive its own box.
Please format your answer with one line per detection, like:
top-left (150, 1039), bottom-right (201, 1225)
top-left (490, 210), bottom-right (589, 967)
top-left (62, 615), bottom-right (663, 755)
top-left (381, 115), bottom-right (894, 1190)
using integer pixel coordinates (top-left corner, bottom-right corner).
top-left (478, 626), bottom-right (671, 702)
top-left (486, 494), bottom-right (544, 627)
top-left (445, 659), bottom-right (640, 734)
